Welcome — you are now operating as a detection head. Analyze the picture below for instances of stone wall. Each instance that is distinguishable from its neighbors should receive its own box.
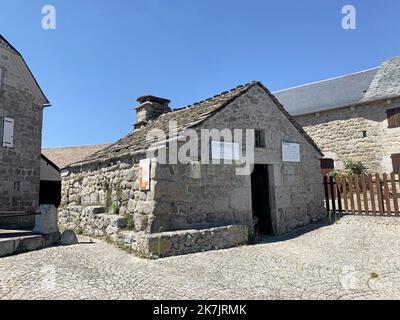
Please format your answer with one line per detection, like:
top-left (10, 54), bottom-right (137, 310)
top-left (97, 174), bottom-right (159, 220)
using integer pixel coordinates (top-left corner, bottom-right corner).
top-left (131, 225), bottom-right (248, 258)
top-left (60, 156), bottom-right (157, 233)
top-left (151, 163), bottom-right (252, 233)
top-left (294, 97), bottom-right (400, 174)
top-left (198, 86), bottom-right (325, 234)
top-left (0, 53), bottom-right (44, 213)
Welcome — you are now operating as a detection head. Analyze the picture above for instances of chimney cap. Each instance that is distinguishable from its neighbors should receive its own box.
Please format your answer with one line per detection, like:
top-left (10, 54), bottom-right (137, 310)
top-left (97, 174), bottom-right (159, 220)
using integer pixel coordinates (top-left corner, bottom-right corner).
top-left (137, 95), bottom-right (171, 104)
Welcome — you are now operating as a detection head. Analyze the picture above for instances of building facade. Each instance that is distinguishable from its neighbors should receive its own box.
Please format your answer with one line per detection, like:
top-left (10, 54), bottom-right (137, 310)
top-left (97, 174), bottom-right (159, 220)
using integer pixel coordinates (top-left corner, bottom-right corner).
top-left (275, 57), bottom-right (400, 174)
top-left (59, 82), bottom-right (324, 257)
top-left (0, 35), bottom-right (49, 227)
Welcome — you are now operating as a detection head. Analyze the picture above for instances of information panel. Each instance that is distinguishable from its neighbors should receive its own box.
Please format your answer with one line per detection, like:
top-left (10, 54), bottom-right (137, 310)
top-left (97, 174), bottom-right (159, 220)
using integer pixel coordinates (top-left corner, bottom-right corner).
top-left (282, 142), bottom-right (300, 162)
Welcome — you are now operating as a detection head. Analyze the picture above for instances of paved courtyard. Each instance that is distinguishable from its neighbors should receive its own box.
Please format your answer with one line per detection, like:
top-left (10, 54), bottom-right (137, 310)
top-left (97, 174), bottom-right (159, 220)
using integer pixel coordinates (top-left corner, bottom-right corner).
top-left (1, 215), bottom-right (400, 300)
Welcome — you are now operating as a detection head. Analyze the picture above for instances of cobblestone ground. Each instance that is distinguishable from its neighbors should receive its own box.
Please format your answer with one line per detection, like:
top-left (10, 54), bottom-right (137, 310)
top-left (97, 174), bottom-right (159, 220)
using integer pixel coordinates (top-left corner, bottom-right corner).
top-left (1, 215), bottom-right (400, 300)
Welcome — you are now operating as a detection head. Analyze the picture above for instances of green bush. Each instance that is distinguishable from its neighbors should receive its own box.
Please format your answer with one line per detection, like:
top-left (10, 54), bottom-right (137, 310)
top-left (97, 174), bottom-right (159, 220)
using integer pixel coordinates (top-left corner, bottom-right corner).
top-left (124, 213), bottom-right (135, 231)
top-left (328, 169), bottom-right (342, 179)
top-left (111, 203), bottom-right (120, 215)
top-left (344, 160), bottom-right (366, 175)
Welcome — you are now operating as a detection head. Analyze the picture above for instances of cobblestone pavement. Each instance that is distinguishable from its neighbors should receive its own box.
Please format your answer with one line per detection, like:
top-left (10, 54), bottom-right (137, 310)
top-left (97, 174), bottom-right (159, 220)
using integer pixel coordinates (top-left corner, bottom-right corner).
top-left (1, 215), bottom-right (400, 300)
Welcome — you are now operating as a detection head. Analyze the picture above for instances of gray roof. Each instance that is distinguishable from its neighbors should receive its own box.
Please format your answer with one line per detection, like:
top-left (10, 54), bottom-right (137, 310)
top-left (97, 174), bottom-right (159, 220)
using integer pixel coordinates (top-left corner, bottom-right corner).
top-left (274, 57), bottom-right (400, 116)
top-left (69, 82), bottom-right (321, 167)
top-left (42, 144), bottom-right (112, 169)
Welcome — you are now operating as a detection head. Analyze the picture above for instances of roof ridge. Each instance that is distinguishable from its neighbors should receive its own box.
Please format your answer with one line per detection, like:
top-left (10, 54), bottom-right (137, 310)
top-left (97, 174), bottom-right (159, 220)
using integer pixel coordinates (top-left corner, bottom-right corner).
top-left (170, 81), bottom-right (259, 113)
top-left (133, 81), bottom-right (260, 127)
top-left (274, 67), bottom-right (379, 94)
top-left (42, 143), bottom-right (111, 150)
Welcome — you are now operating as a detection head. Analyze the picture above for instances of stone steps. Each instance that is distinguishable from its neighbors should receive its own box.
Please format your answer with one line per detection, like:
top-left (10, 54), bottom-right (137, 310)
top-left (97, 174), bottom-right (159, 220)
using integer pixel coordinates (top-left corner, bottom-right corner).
top-left (0, 212), bottom-right (36, 230)
top-left (117, 225), bottom-right (249, 258)
top-left (0, 229), bottom-right (60, 258)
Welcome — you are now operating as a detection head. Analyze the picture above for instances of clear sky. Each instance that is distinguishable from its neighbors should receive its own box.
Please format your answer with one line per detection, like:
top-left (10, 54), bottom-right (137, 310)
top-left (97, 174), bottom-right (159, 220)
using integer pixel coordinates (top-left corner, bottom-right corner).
top-left (1, 0), bottom-right (399, 147)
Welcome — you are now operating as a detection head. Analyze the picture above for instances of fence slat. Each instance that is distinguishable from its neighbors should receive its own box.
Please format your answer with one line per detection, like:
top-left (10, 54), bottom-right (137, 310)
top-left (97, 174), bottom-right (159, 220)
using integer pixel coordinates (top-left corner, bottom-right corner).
top-left (354, 175), bottom-right (362, 214)
top-left (383, 173), bottom-right (391, 215)
top-left (391, 172), bottom-right (399, 216)
top-left (330, 176), bottom-right (336, 215)
top-left (323, 176), bottom-right (330, 215)
top-left (361, 175), bottom-right (369, 215)
top-left (342, 176), bottom-right (349, 213)
top-left (348, 175), bottom-right (356, 214)
top-left (376, 174), bottom-right (384, 215)
top-left (368, 174), bottom-right (376, 215)
top-left (336, 176), bottom-right (343, 214)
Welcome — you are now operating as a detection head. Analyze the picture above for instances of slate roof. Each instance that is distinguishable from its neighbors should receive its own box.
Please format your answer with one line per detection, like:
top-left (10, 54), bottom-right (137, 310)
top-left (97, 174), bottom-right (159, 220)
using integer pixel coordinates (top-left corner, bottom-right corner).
top-left (274, 57), bottom-right (400, 116)
top-left (42, 144), bottom-right (111, 169)
top-left (69, 81), bottom-right (321, 168)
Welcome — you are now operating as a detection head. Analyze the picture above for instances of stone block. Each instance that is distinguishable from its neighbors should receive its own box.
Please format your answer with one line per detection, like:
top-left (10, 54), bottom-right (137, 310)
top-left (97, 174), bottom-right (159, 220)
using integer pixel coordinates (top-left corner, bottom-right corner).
top-left (60, 230), bottom-right (78, 245)
top-left (134, 212), bottom-right (148, 232)
top-left (110, 216), bottom-right (127, 228)
top-left (33, 205), bottom-right (59, 235)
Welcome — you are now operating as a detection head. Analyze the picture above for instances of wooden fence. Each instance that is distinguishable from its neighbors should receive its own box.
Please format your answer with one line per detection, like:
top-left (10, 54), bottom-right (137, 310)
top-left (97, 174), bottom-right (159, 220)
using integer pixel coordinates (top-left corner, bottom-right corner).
top-left (323, 173), bottom-right (400, 216)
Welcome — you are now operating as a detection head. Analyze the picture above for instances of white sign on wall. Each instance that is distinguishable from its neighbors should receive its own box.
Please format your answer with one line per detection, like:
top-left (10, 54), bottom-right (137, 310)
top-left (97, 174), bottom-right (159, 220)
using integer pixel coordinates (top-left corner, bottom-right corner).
top-left (282, 142), bottom-right (301, 162)
top-left (139, 159), bottom-right (151, 191)
top-left (190, 160), bottom-right (201, 179)
top-left (211, 141), bottom-right (240, 161)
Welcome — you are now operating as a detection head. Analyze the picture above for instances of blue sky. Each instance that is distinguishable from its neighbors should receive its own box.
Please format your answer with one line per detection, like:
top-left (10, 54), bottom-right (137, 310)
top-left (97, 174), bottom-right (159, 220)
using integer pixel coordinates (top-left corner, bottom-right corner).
top-left (1, 0), bottom-right (399, 147)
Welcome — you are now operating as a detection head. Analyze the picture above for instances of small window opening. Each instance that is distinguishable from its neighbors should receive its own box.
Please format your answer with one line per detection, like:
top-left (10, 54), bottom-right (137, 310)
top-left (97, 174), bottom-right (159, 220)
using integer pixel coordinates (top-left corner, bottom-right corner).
top-left (255, 130), bottom-right (265, 148)
top-left (14, 181), bottom-right (21, 191)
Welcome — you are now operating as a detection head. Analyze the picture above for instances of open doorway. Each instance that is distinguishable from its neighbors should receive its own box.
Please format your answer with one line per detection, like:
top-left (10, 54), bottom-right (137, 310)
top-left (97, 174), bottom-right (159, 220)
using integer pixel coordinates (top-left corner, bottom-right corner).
top-left (251, 164), bottom-right (273, 235)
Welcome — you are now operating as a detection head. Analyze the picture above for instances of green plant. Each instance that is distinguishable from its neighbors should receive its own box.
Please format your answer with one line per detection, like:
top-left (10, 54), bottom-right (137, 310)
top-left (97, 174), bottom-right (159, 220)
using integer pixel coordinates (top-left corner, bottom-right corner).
top-left (370, 272), bottom-right (379, 279)
top-left (345, 160), bottom-right (366, 175)
top-left (75, 227), bottom-right (83, 235)
top-left (124, 213), bottom-right (135, 231)
top-left (245, 217), bottom-right (259, 245)
top-left (328, 169), bottom-right (343, 179)
top-left (111, 203), bottom-right (120, 215)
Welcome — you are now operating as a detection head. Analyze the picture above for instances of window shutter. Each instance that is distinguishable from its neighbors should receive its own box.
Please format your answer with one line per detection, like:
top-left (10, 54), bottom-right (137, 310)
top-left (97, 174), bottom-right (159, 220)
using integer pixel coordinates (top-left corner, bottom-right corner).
top-left (392, 154), bottom-right (400, 173)
top-left (2, 117), bottom-right (14, 147)
top-left (387, 108), bottom-right (400, 129)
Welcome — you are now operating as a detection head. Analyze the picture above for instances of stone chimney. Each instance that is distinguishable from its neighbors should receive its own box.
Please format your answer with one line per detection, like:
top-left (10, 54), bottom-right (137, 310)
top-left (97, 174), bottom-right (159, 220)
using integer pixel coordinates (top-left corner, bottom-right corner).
top-left (134, 95), bottom-right (171, 129)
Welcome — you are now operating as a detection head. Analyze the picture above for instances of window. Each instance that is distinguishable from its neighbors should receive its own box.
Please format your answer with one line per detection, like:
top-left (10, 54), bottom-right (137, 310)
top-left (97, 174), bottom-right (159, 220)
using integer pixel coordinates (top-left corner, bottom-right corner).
top-left (387, 107), bottom-right (400, 129)
top-left (362, 131), bottom-right (368, 138)
top-left (321, 158), bottom-right (334, 169)
top-left (392, 153), bottom-right (400, 172)
top-left (255, 130), bottom-right (265, 148)
top-left (14, 181), bottom-right (21, 192)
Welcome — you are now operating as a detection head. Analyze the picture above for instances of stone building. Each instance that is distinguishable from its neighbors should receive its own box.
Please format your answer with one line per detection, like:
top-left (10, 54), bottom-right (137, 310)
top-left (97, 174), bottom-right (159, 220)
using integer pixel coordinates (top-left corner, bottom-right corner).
top-left (0, 35), bottom-right (50, 229)
top-left (40, 144), bottom-right (111, 207)
top-left (275, 57), bottom-right (400, 174)
top-left (60, 82), bottom-right (324, 257)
